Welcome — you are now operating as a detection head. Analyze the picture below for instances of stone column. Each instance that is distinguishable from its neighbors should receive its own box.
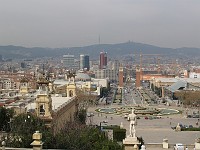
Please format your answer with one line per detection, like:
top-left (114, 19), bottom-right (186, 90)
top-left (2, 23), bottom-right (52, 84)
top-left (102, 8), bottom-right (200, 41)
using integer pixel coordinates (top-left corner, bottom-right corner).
top-left (195, 138), bottom-right (200, 150)
top-left (30, 131), bottom-right (44, 150)
top-left (133, 144), bottom-right (139, 150)
top-left (163, 138), bottom-right (169, 149)
top-left (161, 86), bottom-right (164, 98)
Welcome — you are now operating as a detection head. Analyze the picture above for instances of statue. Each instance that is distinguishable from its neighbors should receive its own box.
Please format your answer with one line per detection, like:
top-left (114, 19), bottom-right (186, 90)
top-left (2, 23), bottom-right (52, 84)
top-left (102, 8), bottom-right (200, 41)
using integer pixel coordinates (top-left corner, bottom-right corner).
top-left (128, 109), bottom-right (137, 137)
top-left (66, 70), bottom-right (76, 82)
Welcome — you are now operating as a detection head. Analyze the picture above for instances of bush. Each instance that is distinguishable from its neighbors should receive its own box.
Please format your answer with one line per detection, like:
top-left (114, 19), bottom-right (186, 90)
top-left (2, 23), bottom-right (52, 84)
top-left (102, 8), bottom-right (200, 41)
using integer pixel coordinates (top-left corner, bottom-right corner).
top-left (103, 125), bottom-right (120, 129)
top-left (103, 125), bottom-right (126, 142)
top-left (182, 127), bottom-right (200, 131)
top-left (113, 128), bottom-right (126, 142)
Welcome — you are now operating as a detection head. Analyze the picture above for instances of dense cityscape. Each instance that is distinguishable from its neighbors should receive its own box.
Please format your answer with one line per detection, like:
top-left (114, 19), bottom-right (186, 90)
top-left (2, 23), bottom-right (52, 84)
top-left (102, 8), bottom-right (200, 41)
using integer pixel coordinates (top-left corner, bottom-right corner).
top-left (0, 48), bottom-right (200, 149)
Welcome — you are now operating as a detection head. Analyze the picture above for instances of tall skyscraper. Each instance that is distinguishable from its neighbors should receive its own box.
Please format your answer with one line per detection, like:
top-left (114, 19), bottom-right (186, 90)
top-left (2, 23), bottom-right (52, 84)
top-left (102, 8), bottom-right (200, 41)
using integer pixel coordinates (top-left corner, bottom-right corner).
top-left (99, 52), bottom-right (107, 69)
top-left (63, 55), bottom-right (75, 69)
top-left (0, 55), bottom-right (2, 62)
top-left (80, 54), bottom-right (90, 71)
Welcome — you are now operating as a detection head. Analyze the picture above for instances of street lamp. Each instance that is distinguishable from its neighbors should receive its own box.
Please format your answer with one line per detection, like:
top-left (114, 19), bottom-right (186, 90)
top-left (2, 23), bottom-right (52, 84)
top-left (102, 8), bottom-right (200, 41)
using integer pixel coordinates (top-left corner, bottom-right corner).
top-left (99, 121), bottom-right (108, 131)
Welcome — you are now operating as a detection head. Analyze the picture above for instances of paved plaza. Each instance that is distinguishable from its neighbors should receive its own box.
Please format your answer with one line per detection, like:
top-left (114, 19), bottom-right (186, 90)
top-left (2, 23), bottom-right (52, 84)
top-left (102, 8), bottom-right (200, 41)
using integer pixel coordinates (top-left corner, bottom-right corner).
top-left (87, 105), bottom-right (200, 146)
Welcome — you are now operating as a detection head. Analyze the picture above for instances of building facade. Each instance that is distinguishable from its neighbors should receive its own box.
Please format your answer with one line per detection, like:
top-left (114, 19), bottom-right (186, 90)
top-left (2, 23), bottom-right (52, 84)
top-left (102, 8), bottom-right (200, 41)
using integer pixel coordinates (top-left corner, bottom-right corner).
top-left (99, 52), bottom-right (107, 69)
top-left (94, 69), bottom-right (118, 82)
top-left (189, 72), bottom-right (200, 78)
top-left (80, 54), bottom-right (90, 71)
top-left (63, 55), bottom-right (75, 69)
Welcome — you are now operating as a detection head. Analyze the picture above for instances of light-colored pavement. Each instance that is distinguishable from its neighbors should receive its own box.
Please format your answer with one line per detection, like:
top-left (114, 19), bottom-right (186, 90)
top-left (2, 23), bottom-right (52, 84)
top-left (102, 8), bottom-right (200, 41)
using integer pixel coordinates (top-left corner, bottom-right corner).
top-left (87, 105), bottom-right (200, 145)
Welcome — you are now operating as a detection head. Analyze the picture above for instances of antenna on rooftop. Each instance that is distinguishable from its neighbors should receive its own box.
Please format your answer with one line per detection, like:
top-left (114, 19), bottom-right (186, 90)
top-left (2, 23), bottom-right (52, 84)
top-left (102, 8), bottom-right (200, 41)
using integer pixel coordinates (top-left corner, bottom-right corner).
top-left (42, 64), bottom-right (45, 76)
top-left (99, 35), bottom-right (101, 45)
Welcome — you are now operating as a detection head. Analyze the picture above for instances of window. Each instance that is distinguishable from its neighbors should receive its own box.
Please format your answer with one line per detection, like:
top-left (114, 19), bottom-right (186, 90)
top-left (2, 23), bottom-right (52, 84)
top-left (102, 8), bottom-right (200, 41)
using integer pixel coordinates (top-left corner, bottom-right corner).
top-left (39, 104), bottom-right (45, 115)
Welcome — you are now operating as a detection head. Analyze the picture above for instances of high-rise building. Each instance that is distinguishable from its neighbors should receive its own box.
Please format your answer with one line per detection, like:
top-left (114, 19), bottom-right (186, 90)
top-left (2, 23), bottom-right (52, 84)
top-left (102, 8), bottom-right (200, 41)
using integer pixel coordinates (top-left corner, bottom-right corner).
top-left (0, 55), bottom-right (2, 62)
top-left (80, 54), bottom-right (90, 71)
top-left (112, 60), bottom-right (120, 70)
top-left (63, 55), bottom-right (75, 69)
top-left (99, 52), bottom-right (107, 69)
top-left (21, 62), bottom-right (26, 68)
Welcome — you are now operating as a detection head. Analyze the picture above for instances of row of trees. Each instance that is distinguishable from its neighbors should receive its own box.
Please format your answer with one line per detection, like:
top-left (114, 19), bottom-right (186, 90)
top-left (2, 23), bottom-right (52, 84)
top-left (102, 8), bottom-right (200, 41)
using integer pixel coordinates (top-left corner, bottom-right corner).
top-left (151, 83), bottom-right (200, 107)
top-left (175, 91), bottom-right (200, 107)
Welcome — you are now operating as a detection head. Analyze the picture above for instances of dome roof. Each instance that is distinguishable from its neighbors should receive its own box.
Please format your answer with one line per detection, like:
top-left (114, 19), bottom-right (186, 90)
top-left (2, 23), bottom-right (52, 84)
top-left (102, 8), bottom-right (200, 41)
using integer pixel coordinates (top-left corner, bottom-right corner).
top-left (75, 73), bottom-right (91, 81)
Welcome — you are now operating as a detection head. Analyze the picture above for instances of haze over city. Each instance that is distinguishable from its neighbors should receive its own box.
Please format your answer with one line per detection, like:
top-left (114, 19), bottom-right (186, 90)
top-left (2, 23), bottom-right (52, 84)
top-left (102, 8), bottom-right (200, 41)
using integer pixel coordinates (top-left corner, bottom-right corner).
top-left (2, 1), bottom-right (200, 150)
top-left (0, 0), bottom-right (200, 48)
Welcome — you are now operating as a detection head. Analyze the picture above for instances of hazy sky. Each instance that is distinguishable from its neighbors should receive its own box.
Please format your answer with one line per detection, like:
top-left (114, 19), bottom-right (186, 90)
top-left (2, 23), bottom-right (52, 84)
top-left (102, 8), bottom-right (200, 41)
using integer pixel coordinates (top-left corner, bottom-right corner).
top-left (0, 0), bottom-right (199, 48)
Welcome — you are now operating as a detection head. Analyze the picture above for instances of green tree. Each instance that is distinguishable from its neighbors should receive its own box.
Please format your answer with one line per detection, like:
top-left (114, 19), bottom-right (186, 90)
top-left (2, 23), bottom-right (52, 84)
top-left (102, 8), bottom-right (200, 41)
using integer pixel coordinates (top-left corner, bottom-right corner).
top-left (4, 113), bottom-right (122, 150)
top-left (53, 123), bottom-right (122, 150)
top-left (175, 91), bottom-right (200, 107)
top-left (101, 87), bottom-right (110, 97)
top-left (0, 107), bottom-right (14, 132)
top-left (77, 109), bottom-right (87, 124)
top-left (5, 113), bottom-right (51, 148)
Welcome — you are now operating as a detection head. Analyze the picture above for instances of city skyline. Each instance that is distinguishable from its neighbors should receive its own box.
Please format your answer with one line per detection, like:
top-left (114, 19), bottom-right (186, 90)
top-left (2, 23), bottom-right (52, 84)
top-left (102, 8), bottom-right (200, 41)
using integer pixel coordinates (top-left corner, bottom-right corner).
top-left (0, 0), bottom-right (200, 48)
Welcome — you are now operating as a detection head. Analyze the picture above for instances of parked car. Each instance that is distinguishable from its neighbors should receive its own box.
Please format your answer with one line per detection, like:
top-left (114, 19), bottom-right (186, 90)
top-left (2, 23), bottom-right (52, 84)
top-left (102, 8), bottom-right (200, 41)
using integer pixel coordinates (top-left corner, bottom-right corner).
top-left (189, 125), bottom-right (193, 128)
top-left (171, 126), bottom-right (176, 130)
top-left (174, 143), bottom-right (184, 150)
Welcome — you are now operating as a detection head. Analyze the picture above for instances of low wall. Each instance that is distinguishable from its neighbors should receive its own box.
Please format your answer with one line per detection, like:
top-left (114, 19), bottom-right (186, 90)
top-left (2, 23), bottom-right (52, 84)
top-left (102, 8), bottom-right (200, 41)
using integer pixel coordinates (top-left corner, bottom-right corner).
top-left (145, 143), bottom-right (195, 149)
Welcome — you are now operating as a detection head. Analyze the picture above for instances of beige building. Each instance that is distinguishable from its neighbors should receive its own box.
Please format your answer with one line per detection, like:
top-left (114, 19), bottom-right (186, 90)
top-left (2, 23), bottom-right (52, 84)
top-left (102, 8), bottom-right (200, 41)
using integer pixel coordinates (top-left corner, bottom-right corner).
top-left (5, 74), bottom-right (79, 133)
top-left (94, 69), bottom-right (118, 82)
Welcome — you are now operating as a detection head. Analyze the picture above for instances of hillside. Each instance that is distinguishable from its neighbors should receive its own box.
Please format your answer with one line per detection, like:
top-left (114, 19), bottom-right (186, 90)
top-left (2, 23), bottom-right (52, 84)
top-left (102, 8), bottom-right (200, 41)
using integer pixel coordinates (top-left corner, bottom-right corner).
top-left (0, 42), bottom-right (199, 59)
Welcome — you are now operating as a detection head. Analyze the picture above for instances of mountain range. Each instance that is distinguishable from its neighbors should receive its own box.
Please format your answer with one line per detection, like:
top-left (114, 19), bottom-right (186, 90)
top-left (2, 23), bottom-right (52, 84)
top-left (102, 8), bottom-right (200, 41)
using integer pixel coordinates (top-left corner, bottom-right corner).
top-left (0, 42), bottom-right (200, 60)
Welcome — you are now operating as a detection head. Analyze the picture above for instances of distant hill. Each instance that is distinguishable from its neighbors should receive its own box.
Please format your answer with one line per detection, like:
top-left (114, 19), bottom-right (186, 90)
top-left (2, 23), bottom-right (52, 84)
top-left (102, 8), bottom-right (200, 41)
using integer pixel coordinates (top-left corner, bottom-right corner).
top-left (0, 42), bottom-right (200, 59)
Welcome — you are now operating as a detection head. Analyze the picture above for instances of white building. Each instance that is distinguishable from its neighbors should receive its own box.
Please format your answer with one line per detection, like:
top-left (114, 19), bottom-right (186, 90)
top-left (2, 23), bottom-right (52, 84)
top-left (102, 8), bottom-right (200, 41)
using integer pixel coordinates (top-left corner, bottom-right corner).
top-left (189, 72), bottom-right (200, 78)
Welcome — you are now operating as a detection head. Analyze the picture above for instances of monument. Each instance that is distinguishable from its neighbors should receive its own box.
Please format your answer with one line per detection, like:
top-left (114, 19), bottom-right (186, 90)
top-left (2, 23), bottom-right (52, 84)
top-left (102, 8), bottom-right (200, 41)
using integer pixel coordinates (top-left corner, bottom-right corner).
top-left (66, 70), bottom-right (76, 97)
top-left (175, 123), bottom-right (181, 132)
top-left (123, 109), bottom-right (141, 150)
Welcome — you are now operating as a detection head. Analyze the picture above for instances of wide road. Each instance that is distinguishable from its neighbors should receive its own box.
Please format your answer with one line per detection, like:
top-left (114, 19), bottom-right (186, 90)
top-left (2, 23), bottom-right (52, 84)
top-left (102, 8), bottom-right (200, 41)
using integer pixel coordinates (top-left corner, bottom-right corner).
top-left (123, 86), bottom-right (143, 105)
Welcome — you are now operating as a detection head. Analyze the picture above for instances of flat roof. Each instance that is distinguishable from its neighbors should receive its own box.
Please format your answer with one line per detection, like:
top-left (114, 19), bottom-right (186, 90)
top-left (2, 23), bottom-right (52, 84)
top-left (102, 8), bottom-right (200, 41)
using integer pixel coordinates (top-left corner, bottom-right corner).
top-left (51, 96), bottom-right (73, 111)
top-left (25, 96), bottom-right (75, 112)
top-left (155, 78), bottom-right (200, 83)
top-left (155, 78), bottom-right (178, 83)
